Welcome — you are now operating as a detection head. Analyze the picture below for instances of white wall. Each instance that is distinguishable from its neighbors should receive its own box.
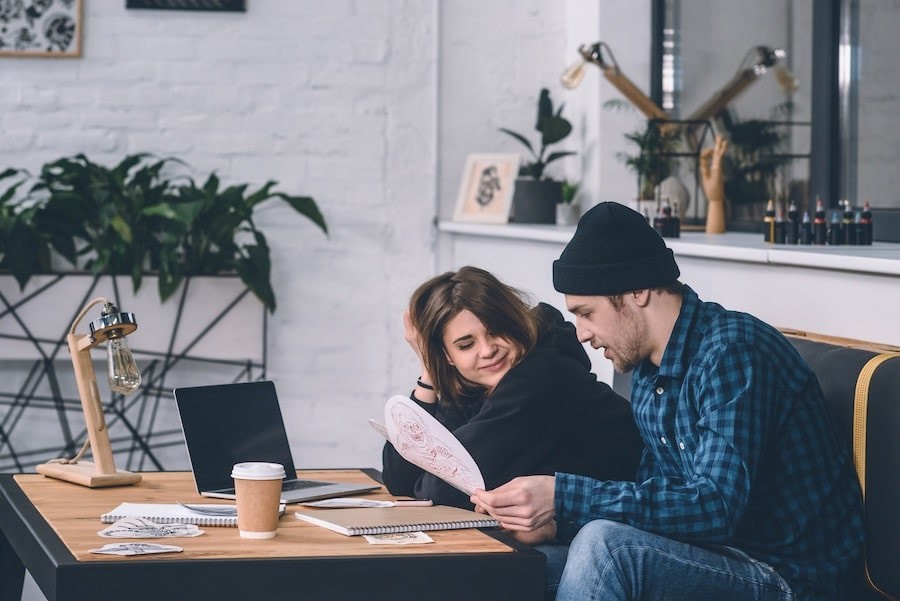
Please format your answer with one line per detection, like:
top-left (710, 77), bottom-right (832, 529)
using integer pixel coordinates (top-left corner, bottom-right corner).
top-left (0, 1), bottom-right (441, 475)
top-left (2, 1), bottom-right (638, 475)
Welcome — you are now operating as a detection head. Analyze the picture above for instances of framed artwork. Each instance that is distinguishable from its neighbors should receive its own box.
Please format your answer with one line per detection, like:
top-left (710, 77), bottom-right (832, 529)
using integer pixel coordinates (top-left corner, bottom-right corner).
top-left (0, 0), bottom-right (83, 58)
top-left (453, 154), bottom-right (520, 223)
top-left (125, 0), bottom-right (246, 11)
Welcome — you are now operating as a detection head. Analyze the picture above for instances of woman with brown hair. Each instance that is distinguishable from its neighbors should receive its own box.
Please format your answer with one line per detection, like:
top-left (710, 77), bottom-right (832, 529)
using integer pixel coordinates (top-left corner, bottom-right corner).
top-left (381, 266), bottom-right (643, 510)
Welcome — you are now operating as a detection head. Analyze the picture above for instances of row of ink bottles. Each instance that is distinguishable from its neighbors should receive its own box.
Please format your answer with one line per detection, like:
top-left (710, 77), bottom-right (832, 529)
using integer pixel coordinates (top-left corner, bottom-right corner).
top-left (763, 198), bottom-right (873, 245)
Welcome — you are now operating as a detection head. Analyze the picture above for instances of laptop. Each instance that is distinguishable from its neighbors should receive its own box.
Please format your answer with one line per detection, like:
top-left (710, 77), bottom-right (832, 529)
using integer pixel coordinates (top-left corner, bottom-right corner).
top-left (173, 380), bottom-right (380, 503)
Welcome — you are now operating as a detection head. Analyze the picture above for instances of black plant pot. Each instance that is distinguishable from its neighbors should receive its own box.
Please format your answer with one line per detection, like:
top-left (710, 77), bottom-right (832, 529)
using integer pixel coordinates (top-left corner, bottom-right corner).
top-left (509, 179), bottom-right (562, 224)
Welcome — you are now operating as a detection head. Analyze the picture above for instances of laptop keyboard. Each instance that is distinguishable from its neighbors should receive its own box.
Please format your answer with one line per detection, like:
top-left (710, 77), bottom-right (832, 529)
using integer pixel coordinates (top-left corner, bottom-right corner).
top-left (283, 479), bottom-right (332, 491)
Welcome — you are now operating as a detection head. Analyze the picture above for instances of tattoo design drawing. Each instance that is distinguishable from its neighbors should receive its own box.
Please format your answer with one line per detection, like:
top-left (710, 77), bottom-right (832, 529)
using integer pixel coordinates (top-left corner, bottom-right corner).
top-left (384, 395), bottom-right (484, 495)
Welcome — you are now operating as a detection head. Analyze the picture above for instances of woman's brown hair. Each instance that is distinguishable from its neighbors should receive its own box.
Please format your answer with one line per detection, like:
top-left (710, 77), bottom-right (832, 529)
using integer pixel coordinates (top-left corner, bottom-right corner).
top-left (408, 266), bottom-right (538, 404)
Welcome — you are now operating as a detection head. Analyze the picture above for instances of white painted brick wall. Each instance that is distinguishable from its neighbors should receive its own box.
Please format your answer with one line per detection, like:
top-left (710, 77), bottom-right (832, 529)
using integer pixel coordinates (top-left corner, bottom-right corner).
top-left (1, 1), bottom-right (610, 480)
top-left (2, 2), bottom-right (626, 599)
top-left (0, 0), bottom-right (440, 475)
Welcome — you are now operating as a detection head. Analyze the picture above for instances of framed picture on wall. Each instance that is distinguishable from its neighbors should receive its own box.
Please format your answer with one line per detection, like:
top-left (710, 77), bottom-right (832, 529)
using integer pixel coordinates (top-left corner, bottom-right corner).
top-left (0, 0), bottom-right (83, 58)
top-left (126, 0), bottom-right (246, 11)
top-left (453, 154), bottom-right (520, 223)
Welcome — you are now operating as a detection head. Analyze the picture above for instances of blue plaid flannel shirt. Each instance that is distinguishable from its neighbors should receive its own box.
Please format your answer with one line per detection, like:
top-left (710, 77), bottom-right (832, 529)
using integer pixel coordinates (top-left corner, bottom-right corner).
top-left (554, 286), bottom-right (864, 600)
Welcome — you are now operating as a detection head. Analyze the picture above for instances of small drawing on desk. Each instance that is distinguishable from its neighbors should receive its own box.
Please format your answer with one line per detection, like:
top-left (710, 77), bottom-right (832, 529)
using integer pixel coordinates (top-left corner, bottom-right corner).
top-left (99, 517), bottom-right (203, 539)
top-left (89, 542), bottom-right (184, 556)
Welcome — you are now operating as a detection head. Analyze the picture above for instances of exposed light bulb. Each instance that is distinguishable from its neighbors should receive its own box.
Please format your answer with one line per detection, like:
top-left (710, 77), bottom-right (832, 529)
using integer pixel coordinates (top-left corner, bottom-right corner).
top-left (774, 66), bottom-right (799, 93)
top-left (561, 59), bottom-right (586, 89)
top-left (107, 333), bottom-right (141, 394)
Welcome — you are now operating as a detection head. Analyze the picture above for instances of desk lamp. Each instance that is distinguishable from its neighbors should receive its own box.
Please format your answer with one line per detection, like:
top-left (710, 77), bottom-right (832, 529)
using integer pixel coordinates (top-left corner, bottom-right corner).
top-left (36, 297), bottom-right (143, 487)
top-left (685, 45), bottom-right (799, 124)
top-left (561, 41), bottom-right (669, 121)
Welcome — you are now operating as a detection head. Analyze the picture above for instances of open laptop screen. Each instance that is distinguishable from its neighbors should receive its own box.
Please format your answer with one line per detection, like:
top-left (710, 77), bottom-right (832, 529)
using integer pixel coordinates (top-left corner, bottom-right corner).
top-left (174, 380), bottom-right (297, 493)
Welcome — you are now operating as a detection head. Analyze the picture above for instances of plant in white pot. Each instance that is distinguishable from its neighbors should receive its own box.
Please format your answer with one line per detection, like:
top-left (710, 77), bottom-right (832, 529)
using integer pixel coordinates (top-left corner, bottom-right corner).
top-left (500, 88), bottom-right (576, 224)
top-left (604, 99), bottom-right (686, 217)
top-left (556, 180), bottom-right (581, 226)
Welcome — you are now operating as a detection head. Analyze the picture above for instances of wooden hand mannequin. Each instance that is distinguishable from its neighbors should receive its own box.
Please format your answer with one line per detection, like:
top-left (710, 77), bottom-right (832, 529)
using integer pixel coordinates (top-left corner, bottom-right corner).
top-left (700, 135), bottom-right (729, 234)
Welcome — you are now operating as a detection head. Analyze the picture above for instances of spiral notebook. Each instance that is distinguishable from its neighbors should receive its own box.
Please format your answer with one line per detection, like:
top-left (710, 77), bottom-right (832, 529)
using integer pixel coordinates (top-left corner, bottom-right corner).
top-left (293, 505), bottom-right (499, 536)
top-left (100, 503), bottom-right (241, 527)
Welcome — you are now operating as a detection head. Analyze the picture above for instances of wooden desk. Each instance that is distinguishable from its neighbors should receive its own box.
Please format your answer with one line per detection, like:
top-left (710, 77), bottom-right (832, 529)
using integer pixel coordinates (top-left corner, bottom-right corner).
top-left (0, 470), bottom-right (544, 601)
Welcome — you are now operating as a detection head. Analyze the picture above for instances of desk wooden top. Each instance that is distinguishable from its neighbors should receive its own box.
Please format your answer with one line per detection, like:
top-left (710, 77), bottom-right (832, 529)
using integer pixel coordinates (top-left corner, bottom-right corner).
top-left (13, 470), bottom-right (515, 563)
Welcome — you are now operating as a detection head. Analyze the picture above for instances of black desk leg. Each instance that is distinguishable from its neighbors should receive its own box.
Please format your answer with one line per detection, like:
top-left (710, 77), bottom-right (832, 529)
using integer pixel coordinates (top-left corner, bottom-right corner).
top-left (0, 527), bottom-right (25, 601)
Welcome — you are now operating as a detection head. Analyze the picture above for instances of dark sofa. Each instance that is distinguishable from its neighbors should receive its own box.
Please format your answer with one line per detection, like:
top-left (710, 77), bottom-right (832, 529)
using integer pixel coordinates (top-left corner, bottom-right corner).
top-left (782, 330), bottom-right (900, 600)
top-left (612, 330), bottom-right (900, 600)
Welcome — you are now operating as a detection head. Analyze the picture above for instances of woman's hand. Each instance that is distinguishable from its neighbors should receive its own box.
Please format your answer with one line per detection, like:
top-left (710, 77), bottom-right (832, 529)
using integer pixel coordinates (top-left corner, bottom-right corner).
top-left (404, 309), bottom-right (437, 403)
top-left (403, 309), bottom-right (425, 362)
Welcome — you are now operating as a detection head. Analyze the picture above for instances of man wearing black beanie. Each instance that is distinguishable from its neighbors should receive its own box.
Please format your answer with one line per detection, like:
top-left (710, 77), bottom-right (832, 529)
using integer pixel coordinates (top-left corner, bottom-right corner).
top-left (473, 202), bottom-right (864, 601)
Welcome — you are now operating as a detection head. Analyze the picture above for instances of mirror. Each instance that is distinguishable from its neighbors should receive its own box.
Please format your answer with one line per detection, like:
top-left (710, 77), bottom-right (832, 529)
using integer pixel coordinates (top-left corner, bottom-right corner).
top-left (657, 0), bottom-right (900, 240)
top-left (850, 2), bottom-right (900, 212)
top-left (656, 0), bottom-right (813, 229)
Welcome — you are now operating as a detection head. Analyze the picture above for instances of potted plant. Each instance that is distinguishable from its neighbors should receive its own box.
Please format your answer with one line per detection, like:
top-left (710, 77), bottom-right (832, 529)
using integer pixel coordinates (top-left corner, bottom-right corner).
top-left (556, 180), bottom-right (581, 226)
top-left (718, 106), bottom-right (794, 223)
top-left (616, 119), bottom-right (682, 204)
top-left (0, 153), bottom-right (327, 312)
top-left (500, 88), bottom-right (576, 224)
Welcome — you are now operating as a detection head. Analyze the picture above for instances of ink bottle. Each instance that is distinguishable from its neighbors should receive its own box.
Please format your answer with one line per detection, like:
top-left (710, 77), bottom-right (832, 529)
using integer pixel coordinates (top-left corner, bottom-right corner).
top-left (653, 206), bottom-right (668, 238)
top-left (842, 200), bottom-right (856, 245)
top-left (853, 212), bottom-right (867, 247)
top-left (786, 200), bottom-right (800, 244)
top-left (828, 211), bottom-right (843, 246)
top-left (813, 197), bottom-right (828, 245)
top-left (773, 209), bottom-right (786, 244)
top-left (861, 201), bottom-right (873, 245)
top-left (669, 203), bottom-right (681, 238)
top-left (799, 212), bottom-right (812, 245)
top-left (763, 199), bottom-right (776, 243)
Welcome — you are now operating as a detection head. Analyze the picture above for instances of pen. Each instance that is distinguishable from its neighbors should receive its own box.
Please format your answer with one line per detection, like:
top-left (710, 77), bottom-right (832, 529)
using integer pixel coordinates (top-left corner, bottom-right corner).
top-left (392, 499), bottom-right (433, 507)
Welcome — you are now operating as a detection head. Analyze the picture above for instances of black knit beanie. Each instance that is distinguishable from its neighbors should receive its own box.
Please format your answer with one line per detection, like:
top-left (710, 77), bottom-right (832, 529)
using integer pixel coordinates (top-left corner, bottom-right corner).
top-left (553, 202), bottom-right (680, 295)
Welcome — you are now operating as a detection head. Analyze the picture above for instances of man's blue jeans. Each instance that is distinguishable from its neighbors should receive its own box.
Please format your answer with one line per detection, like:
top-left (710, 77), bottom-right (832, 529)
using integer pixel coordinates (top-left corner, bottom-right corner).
top-left (554, 520), bottom-right (794, 601)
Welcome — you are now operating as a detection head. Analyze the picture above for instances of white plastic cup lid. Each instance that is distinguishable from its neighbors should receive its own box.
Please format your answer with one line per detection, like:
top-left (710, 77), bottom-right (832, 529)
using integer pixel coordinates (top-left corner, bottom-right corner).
top-left (231, 462), bottom-right (285, 480)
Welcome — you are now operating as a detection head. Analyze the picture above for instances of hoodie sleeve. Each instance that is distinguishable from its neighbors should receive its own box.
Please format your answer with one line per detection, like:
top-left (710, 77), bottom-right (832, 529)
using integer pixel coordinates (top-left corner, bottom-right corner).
top-left (534, 302), bottom-right (591, 370)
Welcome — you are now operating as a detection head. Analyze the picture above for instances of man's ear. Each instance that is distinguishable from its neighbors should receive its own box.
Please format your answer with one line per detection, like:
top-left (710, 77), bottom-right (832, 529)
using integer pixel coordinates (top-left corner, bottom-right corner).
top-left (632, 289), bottom-right (652, 307)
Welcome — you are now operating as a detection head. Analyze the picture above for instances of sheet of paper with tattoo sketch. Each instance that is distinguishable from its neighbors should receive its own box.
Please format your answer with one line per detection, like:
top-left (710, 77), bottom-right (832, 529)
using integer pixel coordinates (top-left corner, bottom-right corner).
top-left (370, 395), bottom-right (484, 495)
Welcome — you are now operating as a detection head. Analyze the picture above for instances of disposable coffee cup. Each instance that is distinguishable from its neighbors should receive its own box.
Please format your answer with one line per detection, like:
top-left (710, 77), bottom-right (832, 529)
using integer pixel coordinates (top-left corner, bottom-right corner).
top-left (231, 462), bottom-right (285, 539)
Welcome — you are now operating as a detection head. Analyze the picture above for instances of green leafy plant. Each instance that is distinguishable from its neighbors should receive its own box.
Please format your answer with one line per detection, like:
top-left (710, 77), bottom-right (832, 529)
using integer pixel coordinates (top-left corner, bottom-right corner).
top-left (0, 153), bottom-right (327, 312)
top-left (617, 121), bottom-right (681, 200)
top-left (719, 106), bottom-right (793, 209)
top-left (0, 167), bottom-right (48, 287)
top-left (499, 88), bottom-right (576, 180)
top-left (603, 99), bottom-right (681, 200)
top-left (561, 180), bottom-right (580, 205)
